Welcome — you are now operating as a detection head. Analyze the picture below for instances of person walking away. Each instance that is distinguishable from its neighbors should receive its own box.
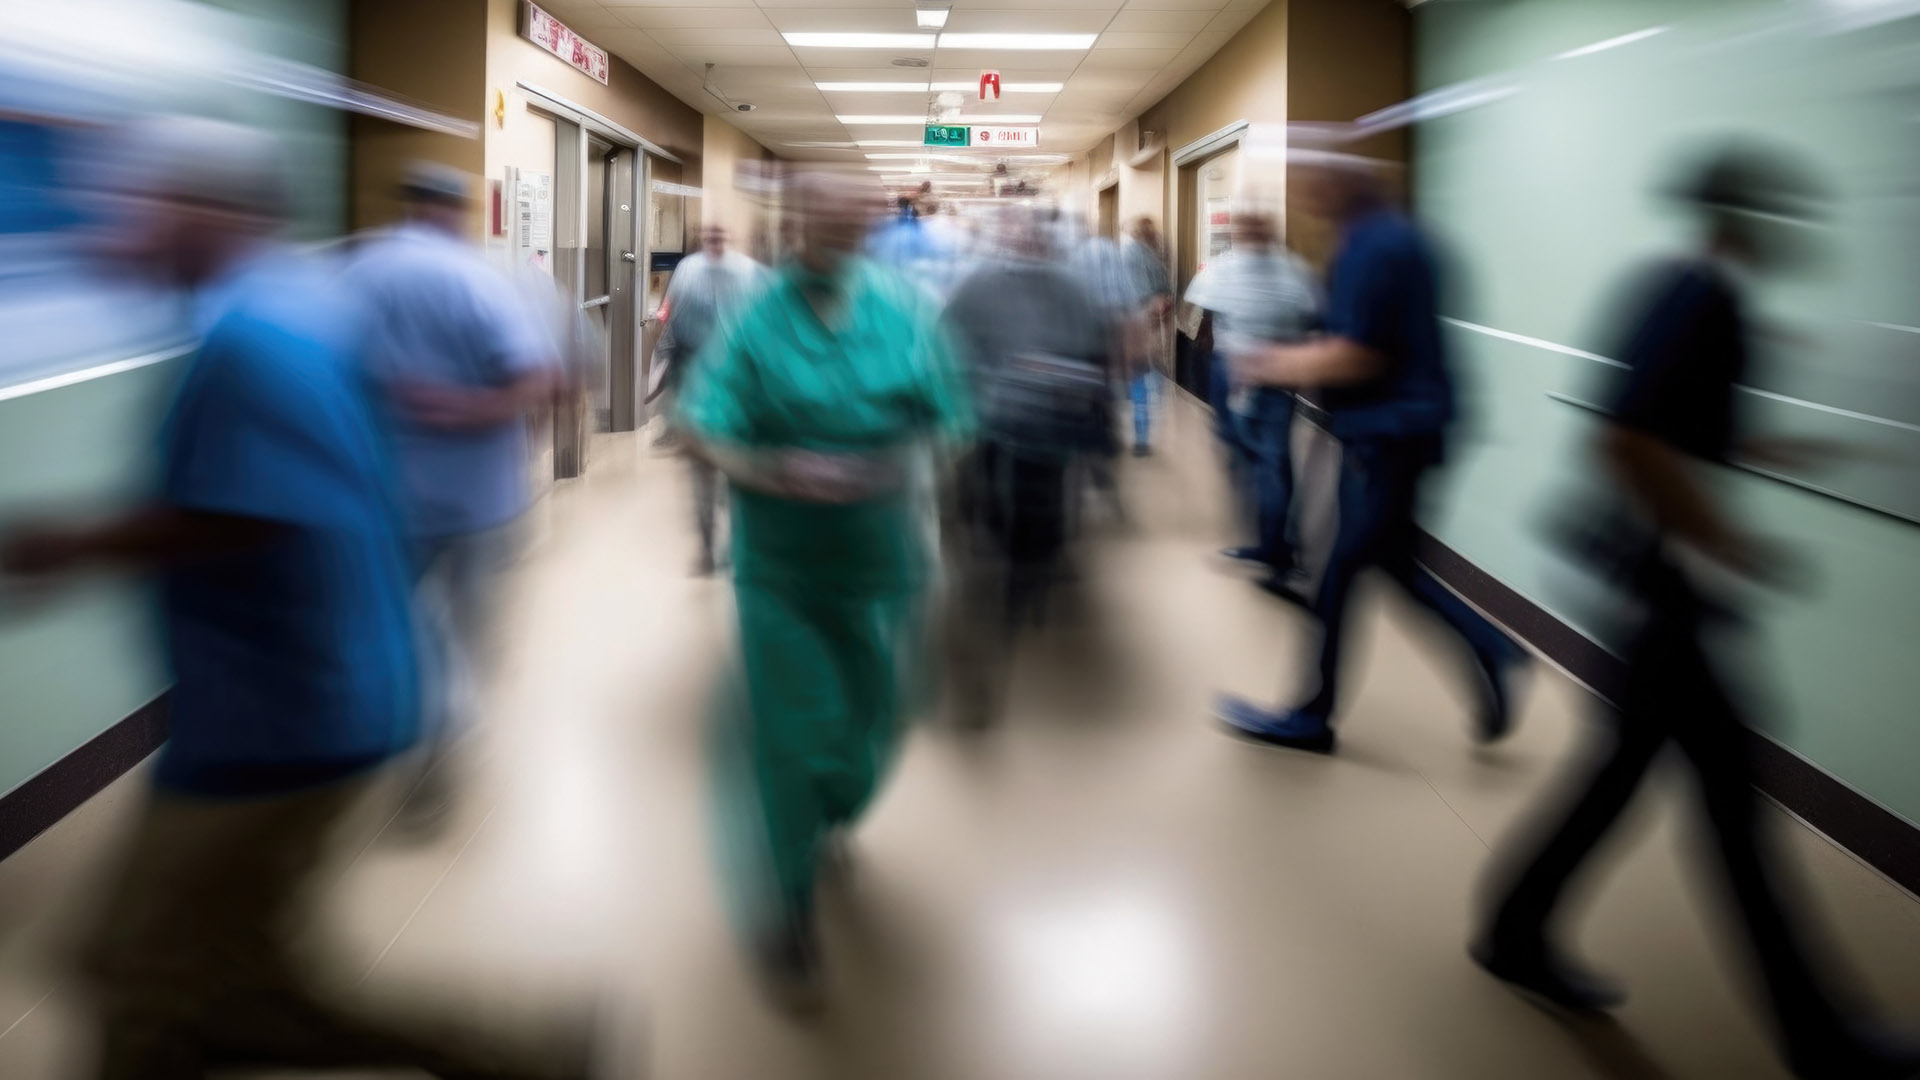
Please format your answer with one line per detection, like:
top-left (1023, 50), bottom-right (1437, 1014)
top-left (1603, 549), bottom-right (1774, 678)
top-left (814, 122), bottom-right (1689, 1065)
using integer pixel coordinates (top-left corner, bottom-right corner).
top-left (0, 117), bottom-right (590, 1079)
top-left (345, 162), bottom-right (560, 837)
top-left (651, 223), bottom-right (767, 575)
top-left (675, 168), bottom-right (973, 1001)
top-left (1121, 217), bottom-right (1173, 455)
top-left (1182, 203), bottom-right (1321, 598)
top-left (942, 206), bottom-right (1113, 725)
top-left (1474, 141), bottom-right (1919, 1080)
top-left (1215, 154), bottom-right (1525, 752)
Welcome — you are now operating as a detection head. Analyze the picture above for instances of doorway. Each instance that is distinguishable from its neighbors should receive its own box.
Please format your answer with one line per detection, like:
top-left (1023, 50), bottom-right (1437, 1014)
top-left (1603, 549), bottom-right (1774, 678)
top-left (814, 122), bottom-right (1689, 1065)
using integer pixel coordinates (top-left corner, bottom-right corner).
top-left (1096, 181), bottom-right (1119, 239)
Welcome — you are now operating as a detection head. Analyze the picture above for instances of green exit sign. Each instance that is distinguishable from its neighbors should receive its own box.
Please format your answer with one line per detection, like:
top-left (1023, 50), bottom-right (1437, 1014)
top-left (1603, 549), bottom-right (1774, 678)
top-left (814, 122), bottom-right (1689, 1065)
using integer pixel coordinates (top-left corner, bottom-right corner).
top-left (924, 124), bottom-right (968, 148)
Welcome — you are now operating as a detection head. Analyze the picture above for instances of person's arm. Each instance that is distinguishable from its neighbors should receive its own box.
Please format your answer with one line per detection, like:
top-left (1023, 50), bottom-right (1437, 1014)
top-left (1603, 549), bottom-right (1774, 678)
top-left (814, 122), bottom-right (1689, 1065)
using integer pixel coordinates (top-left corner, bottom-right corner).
top-left (1236, 336), bottom-right (1384, 387)
top-left (390, 367), bottom-right (556, 431)
top-left (3, 507), bottom-right (286, 578)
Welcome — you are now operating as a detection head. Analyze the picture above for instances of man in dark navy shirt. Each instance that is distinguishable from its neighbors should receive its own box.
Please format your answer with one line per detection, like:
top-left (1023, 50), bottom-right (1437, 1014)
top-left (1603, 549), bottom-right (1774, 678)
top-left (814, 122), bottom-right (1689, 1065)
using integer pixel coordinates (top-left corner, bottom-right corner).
top-left (1474, 143), bottom-right (1918, 1080)
top-left (1215, 154), bottom-right (1522, 754)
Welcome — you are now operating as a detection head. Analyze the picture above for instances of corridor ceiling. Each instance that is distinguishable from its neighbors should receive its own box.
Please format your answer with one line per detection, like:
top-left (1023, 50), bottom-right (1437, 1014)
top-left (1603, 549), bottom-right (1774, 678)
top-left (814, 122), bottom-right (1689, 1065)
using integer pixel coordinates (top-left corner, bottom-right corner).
top-left (528, 0), bottom-right (1273, 166)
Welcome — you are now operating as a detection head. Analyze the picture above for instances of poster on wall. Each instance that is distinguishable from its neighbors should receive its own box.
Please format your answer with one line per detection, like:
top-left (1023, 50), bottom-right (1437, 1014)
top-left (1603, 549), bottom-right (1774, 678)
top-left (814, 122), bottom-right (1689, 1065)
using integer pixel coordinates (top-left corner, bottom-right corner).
top-left (522, 2), bottom-right (609, 85)
top-left (516, 169), bottom-right (553, 273)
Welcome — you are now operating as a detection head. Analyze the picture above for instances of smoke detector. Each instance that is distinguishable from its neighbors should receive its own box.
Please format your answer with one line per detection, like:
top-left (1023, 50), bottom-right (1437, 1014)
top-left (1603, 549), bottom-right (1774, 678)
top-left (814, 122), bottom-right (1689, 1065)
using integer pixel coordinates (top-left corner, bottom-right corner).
top-left (892, 56), bottom-right (931, 68)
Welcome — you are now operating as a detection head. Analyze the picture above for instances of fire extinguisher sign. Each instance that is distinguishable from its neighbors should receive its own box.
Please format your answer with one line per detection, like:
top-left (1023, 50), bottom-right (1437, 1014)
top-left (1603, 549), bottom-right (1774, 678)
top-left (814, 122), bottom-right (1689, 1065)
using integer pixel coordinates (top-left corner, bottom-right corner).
top-left (979, 70), bottom-right (1001, 102)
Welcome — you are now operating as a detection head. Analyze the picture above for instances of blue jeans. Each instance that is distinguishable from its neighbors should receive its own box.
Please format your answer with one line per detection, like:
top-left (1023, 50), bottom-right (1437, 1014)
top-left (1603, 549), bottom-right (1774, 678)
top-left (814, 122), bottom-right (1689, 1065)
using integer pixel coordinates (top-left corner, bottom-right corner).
top-left (1299, 434), bottom-right (1513, 720)
top-left (1233, 388), bottom-right (1298, 570)
top-left (1129, 371), bottom-right (1155, 448)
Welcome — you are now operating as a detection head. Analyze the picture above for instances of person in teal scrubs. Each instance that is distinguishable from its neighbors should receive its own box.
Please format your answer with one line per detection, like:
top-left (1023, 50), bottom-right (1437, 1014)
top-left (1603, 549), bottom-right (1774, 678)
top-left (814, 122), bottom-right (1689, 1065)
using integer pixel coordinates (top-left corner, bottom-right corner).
top-left (675, 168), bottom-right (973, 998)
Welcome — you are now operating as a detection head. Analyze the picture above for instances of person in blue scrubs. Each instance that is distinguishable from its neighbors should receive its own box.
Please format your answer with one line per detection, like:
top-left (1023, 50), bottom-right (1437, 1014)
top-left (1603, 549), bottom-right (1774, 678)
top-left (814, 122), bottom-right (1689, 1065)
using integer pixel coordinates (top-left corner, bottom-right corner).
top-left (1214, 155), bottom-right (1523, 754)
top-left (1, 118), bottom-right (585, 1078)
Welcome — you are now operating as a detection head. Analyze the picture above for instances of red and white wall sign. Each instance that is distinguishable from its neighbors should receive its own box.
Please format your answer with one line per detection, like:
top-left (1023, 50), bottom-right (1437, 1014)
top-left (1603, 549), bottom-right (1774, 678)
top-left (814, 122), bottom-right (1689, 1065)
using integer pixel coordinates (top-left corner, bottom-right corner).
top-left (523, 2), bottom-right (609, 85)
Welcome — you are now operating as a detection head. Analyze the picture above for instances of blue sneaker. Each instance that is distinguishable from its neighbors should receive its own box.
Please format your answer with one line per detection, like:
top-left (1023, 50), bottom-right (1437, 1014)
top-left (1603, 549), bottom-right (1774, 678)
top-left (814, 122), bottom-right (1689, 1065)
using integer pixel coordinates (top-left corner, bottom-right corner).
top-left (1215, 696), bottom-right (1336, 754)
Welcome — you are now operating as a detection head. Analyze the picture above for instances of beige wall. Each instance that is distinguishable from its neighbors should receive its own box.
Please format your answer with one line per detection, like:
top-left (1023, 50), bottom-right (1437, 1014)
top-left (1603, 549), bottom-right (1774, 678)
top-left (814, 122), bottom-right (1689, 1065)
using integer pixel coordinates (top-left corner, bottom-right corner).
top-left (348, 0), bottom-right (487, 232)
top-left (698, 115), bottom-right (774, 237)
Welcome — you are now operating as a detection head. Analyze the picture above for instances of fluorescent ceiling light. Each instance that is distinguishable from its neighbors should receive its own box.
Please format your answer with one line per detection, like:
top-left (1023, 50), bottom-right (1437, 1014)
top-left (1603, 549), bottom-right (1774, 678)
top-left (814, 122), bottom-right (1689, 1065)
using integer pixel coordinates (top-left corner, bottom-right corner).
top-left (837, 115), bottom-right (931, 125)
top-left (856, 139), bottom-right (924, 147)
top-left (958, 114), bottom-right (1042, 124)
top-left (818, 81), bottom-right (931, 92)
top-left (1555, 26), bottom-right (1668, 60)
top-left (866, 153), bottom-right (938, 160)
top-left (936, 33), bottom-right (1098, 50)
top-left (784, 32), bottom-right (935, 49)
top-left (916, 8), bottom-right (950, 29)
top-left (869, 165), bottom-right (928, 172)
top-left (930, 81), bottom-right (1063, 93)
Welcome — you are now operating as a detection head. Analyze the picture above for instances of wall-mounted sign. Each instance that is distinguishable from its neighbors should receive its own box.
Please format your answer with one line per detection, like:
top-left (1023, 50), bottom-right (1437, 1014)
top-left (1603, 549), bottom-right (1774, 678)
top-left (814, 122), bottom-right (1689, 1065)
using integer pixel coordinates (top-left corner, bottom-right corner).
top-left (979, 70), bottom-right (1000, 102)
top-left (522, 2), bottom-right (609, 85)
top-left (924, 124), bottom-right (969, 148)
top-left (515, 169), bottom-right (554, 272)
top-left (970, 126), bottom-right (1038, 148)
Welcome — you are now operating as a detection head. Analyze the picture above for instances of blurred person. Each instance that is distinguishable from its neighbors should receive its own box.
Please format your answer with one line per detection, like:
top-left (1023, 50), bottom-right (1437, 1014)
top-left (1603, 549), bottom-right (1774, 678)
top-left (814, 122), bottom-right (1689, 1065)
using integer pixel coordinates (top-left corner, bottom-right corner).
top-left (1068, 225), bottom-right (1138, 513)
top-left (651, 222), bottom-right (767, 575)
top-left (1217, 154), bottom-right (1525, 752)
top-left (0, 117), bottom-right (589, 1080)
top-left (1182, 202), bottom-right (1321, 597)
top-left (1474, 142), bottom-right (1919, 1080)
top-left (942, 206), bottom-right (1113, 725)
top-left (676, 167), bottom-right (973, 1000)
top-left (344, 162), bottom-right (560, 837)
top-left (1121, 217), bottom-right (1173, 456)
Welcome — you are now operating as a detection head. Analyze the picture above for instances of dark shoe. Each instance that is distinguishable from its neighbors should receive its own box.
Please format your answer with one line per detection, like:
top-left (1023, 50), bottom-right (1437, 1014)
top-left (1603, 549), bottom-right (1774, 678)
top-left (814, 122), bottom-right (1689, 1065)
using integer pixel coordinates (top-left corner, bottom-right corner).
top-left (1473, 641), bottom-right (1529, 745)
top-left (1216, 697), bottom-right (1336, 755)
top-left (694, 549), bottom-right (716, 577)
top-left (1254, 574), bottom-right (1311, 608)
top-left (1470, 938), bottom-right (1625, 1013)
top-left (753, 917), bottom-right (825, 1016)
top-left (1132, 443), bottom-right (1152, 457)
top-left (1218, 546), bottom-right (1267, 568)
top-left (1786, 1024), bottom-right (1920, 1080)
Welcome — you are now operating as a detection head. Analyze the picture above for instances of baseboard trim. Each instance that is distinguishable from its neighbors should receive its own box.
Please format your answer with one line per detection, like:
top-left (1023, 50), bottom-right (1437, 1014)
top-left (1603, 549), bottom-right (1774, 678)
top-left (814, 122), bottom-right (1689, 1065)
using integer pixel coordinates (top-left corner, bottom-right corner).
top-left (1416, 531), bottom-right (1920, 898)
top-left (0, 695), bottom-right (168, 862)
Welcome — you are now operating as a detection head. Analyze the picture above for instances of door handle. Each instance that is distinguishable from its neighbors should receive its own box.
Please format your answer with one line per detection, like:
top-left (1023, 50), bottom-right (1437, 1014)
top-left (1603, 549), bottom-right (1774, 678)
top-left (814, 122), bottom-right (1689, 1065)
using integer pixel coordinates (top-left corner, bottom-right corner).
top-left (621, 251), bottom-right (637, 263)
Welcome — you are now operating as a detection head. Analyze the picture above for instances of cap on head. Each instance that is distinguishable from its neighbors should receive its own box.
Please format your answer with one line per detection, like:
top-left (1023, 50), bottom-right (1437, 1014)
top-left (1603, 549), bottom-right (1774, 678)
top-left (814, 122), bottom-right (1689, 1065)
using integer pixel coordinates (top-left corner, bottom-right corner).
top-left (1668, 139), bottom-right (1828, 222)
top-left (400, 161), bottom-right (473, 207)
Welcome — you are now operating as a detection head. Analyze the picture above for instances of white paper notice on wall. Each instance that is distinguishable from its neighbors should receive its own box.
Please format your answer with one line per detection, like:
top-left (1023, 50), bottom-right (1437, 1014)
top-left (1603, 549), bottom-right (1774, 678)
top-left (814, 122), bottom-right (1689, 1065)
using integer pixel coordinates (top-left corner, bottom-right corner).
top-left (516, 170), bottom-right (554, 272)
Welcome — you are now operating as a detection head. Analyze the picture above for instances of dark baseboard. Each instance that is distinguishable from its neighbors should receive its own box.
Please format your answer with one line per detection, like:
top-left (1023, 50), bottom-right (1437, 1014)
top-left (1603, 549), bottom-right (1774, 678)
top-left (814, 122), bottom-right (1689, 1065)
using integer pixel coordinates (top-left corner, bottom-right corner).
top-left (0, 695), bottom-right (168, 862)
top-left (1416, 531), bottom-right (1920, 899)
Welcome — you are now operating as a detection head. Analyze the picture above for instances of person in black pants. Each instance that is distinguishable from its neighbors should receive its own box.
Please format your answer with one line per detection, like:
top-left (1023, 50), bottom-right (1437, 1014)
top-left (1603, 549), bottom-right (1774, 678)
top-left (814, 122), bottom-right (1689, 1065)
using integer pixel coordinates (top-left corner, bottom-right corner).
top-left (1215, 155), bottom-right (1524, 752)
top-left (1473, 142), bottom-right (1916, 1079)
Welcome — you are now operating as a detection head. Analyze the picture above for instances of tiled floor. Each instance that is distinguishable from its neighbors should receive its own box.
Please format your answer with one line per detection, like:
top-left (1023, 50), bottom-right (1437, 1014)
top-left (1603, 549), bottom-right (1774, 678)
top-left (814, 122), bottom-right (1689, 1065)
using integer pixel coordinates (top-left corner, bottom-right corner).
top-left (1, 399), bottom-right (1916, 1078)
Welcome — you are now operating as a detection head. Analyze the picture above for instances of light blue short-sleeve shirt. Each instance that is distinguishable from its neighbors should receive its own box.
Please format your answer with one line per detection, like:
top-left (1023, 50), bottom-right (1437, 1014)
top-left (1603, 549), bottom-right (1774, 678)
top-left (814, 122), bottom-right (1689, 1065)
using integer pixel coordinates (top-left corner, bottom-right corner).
top-left (345, 224), bottom-right (555, 538)
top-left (160, 250), bottom-right (421, 796)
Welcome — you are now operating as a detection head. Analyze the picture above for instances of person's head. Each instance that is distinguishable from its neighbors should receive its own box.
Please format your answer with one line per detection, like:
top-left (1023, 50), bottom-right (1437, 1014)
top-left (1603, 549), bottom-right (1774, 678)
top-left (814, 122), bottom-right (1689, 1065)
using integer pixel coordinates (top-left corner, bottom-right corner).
top-left (1290, 151), bottom-right (1391, 226)
top-left (1230, 204), bottom-right (1279, 251)
top-left (1668, 139), bottom-right (1830, 276)
top-left (700, 223), bottom-right (729, 257)
top-left (788, 166), bottom-right (884, 276)
top-left (1130, 216), bottom-right (1164, 253)
top-left (100, 116), bottom-right (288, 287)
top-left (399, 161), bottom-right (473, 237)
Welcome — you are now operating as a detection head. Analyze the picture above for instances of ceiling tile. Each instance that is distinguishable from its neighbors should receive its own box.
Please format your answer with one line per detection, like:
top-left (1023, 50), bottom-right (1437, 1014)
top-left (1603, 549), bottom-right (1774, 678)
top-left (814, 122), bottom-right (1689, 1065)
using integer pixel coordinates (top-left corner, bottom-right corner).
top-left (933, 47), bottom-right (1093, 70)
top-left (941, 10), bottom-right (1114, 33)
top-left (1123, 0), bottom-right (1230, 10)
top-left (1203, 8), bottom-right (1258, 34)
top-left (930, 66), bottom-right (1078, 83)
top-left (793, 47), bottom-right (938, 69)
top-left (614, 7), bottom-right (773, 30)
top-left (761, 8), bottom-right (920, 32)
top-left (1077, 47), bottom-right (1181, 69)
top-left (752, 0), bottom-right (912, 7)
top-left (661, 44), bottom-right (802, 66)
top-left (1095, 31), bottom-right (1196, 49)
top-left (949, 0), bottom-right (1126, 9)
top-left (600, 0), bottom-right (757, 5)
top-left (1225, 0), bottom-right (1273, 9)
top-left (535, 3), bottom-right (632, 31)
top-left (1106, 9), bottom-right (1214, 32)
top-left (646, 28), bottom-right (787, 47)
